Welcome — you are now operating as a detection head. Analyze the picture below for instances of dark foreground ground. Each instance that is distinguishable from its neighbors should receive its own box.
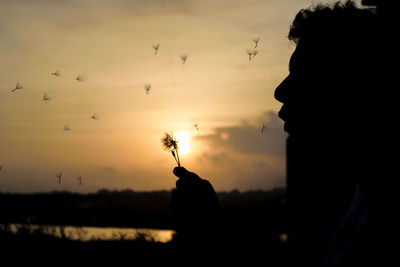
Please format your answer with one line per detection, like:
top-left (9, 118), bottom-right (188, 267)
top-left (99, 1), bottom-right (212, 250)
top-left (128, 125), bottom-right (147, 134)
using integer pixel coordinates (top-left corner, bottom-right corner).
top-left (0, 229), bottom-right (288, 265)
top-left (0, 229), bottom-right (174, 264)
top-left (0, 188), bottom-right (288, 265)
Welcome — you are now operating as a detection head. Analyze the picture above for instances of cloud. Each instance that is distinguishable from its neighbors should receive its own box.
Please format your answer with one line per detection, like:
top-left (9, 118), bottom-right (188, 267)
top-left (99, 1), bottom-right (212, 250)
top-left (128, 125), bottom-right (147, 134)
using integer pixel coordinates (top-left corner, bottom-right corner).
top-left (196, 151), bottom-right (286, 191)
top-left (197, 110), bottom-right (287, 157)
top-left (192, 111), bottom-right (287, 191)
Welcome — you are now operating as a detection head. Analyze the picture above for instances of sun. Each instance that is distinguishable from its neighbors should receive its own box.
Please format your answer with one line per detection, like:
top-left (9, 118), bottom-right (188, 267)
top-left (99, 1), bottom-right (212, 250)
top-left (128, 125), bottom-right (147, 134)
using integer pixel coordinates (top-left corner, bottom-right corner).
top-left (174, 131), bottom-right (191, 155)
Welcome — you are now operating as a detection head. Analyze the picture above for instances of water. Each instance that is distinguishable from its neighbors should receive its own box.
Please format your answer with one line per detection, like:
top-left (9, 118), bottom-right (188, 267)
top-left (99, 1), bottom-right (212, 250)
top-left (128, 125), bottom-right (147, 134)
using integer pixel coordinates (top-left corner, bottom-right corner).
top-left (8, 224), bottom-right (175, 243)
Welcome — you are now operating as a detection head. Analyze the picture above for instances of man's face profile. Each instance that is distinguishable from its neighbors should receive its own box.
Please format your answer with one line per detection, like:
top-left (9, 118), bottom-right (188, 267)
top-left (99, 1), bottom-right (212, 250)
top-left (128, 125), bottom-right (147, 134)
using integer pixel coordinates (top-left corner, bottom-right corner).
top-left (274, 40), bottom-right (352, 138)
top-left (274, 42), bottom-right (316, 136)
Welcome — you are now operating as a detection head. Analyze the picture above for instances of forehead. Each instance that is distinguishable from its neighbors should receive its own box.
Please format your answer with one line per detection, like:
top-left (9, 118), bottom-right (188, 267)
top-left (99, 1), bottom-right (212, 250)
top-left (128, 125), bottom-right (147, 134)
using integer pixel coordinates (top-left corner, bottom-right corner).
top-left (289, 41), bottom-right (321, 73)
top-left (289, 42), bottom-right (306, 72)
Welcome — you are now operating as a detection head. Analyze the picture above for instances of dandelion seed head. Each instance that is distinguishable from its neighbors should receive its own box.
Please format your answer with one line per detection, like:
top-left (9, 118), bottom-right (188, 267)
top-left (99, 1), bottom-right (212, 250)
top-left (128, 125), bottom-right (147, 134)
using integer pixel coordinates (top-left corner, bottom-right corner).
top-left (162, 133), bottom-right (178, 151)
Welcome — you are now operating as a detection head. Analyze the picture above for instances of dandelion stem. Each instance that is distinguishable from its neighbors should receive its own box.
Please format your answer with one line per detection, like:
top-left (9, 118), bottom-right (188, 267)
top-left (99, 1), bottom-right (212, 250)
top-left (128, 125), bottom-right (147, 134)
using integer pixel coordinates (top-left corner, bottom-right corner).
top-left (176, 149), bottom-right (181, 167)
top-left (171, 150), bottom-right (178, 166)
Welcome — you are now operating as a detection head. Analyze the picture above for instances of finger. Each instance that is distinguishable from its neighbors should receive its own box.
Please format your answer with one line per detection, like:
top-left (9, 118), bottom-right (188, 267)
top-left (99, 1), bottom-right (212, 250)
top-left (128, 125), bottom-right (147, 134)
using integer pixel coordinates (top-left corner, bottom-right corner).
top-left (176, 178), bottom-right (184, 188)
top-left (173, 167), bottom-right (189, 178)
top-left (174, 167), bottom-right (202, 181)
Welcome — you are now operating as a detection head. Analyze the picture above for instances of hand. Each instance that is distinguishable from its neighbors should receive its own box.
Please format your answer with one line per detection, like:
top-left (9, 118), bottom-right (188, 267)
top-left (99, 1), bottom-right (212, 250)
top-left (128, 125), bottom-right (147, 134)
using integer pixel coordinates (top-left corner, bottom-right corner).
top-left (168, 167), bottom-right (221, 237)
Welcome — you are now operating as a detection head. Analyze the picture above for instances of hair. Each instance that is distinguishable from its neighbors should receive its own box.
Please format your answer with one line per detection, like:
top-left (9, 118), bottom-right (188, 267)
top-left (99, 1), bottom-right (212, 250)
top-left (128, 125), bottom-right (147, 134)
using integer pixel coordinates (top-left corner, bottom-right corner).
top-left (288, 1), bottom-right (378, 44)
top-left (286, 0), bottom-right (383, 94)
top-left (285, 1), bottom-right (392, 182)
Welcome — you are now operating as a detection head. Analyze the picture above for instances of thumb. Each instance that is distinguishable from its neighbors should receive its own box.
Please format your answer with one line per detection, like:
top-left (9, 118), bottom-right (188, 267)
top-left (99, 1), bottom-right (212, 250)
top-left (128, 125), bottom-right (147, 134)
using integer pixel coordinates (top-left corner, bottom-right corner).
top-left (173, 166), bottom-right (191, 179)
top-left (173, 167), bottom-right (201, 180)
top-left (173, 167), bottom-right (203, 188)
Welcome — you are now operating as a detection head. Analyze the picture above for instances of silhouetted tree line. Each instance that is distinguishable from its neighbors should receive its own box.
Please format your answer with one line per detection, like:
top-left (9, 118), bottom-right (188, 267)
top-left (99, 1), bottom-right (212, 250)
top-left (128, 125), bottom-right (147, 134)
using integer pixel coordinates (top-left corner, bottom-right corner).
top-left (0, 188), bottom-right (286, 233)
top-left (0, 188), bottom-right (287, 265)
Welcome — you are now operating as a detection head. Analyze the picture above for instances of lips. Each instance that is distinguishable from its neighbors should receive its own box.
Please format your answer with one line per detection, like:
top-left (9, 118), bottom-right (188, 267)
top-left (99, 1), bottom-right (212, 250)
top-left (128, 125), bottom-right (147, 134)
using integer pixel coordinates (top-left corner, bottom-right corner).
top-left (278, 105), bottom-right (291, 133)
top-left (278, 105), bottom-right (288, 122)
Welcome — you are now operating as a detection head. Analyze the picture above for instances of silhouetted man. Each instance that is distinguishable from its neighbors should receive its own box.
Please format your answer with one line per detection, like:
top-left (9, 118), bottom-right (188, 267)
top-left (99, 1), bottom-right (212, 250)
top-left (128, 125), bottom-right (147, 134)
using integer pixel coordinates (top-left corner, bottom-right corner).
top-left (274, 2), bottom-right (388, 266)
top-left (169, 1), bottom-right (391, 266)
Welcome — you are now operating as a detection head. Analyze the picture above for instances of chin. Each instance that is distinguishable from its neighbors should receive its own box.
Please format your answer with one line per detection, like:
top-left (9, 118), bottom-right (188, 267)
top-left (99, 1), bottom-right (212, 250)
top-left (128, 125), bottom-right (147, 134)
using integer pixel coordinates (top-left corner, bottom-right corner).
top-left (283, 122), bottom-right (293, 134)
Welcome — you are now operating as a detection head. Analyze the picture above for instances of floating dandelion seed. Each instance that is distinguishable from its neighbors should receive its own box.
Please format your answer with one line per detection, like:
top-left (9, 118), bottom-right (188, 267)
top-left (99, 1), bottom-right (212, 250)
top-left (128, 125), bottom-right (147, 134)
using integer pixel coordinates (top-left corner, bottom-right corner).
top-left (246, 49), bottom-right (258, 60)
top-left (261, 124), bottom-right (267, 133)
top-left (90, 114), bottom-right (98, 120)
top-left (180, 54), bottom-right (188, 64)
top-left (11, 82), bottom-right (23, 92)
top-left (153, 44), bottom-right (160, 54)
top-left (161, 132), bottom-right (181, 167)
top-left (253, 37), bottom-right (260, 48)
top-left (144, 84), bottom-right (151, 95)
top-left (55, 172), bottom-right (62, 184)
top-left (246, 49), bottom-right (253, 60)
top-left (194, 123), bottom-right (199, 131)
top-left (63, 124), bottom-right (71, 131)
top-left (51, 70), bottom-right (61, 77)
top-left (76, 75), bottom-right (85, 82)
top-left (77, 176), bottom-right (82, 186)
top-left (43, 93), bottom-right (51, 101)
top-left (252, 50), bottom-right (258, 59)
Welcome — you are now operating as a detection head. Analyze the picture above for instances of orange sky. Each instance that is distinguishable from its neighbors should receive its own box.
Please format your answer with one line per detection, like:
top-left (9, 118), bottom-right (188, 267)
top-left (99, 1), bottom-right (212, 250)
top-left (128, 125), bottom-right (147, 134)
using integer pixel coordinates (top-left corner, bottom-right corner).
top-left (0, 0), bottom-right (363, 192)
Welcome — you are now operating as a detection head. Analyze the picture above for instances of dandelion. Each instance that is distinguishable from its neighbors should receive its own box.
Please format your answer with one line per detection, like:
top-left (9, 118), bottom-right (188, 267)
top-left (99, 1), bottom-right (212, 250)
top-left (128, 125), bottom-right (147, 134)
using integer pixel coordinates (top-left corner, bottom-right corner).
top-left (161, 132), bottom-right (181, 167)
top-left (77, 176), bottom-right (82, 186)
top-left (76, 74), bottom-right (85, 82)
top-left (180, 54), bottom-right (188, 64)
top-left (153, 44), bottom-right (160, 54)
top-left (253, 50), bottom-right (258, 59)
top-left (253, 37), bottom-right (260, 48)
top-left (261, 124), bottom-right (266, 133)
top-left (144, 84), bottom-right (151, 95)
top-left (63, 124), bottom-right (71, 131)
top-left (51, 70), bottom-right (61, 77)
top-left (43, 93), bottom-right (51, 101)
top-left (246, 49), bottom-right (258, 60)
top-left (55, 171), bottom-right (62, 184)
top-left (11, 82), bottom-right (23, 92)
top-left (90, 114), bottom-right (98, 120)
top-left (246, 49), bottom-right (253, 60)
top-left (194, 123), bottom-right (199, 131)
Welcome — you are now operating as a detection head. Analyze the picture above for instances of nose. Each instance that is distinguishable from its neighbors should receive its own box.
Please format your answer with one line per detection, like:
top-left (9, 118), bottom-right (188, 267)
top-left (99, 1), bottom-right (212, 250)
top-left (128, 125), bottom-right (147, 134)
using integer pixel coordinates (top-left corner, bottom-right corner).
top-left (274, 75), bottom-right (290, 103)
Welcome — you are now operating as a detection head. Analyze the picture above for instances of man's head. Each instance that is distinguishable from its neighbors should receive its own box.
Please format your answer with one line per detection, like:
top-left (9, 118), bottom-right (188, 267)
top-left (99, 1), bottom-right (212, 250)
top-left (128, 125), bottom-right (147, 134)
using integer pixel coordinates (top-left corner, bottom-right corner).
top-left (275, 1), bottom-right (380, 141)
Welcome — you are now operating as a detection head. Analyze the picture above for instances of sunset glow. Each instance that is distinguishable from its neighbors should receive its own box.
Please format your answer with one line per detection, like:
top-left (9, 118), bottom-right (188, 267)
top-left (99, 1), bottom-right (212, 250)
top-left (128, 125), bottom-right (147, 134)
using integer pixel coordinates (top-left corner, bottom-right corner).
top-left (0, 0), bottom-right (335, 192)
top-left (174, 131), bottom-right (191, 156)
